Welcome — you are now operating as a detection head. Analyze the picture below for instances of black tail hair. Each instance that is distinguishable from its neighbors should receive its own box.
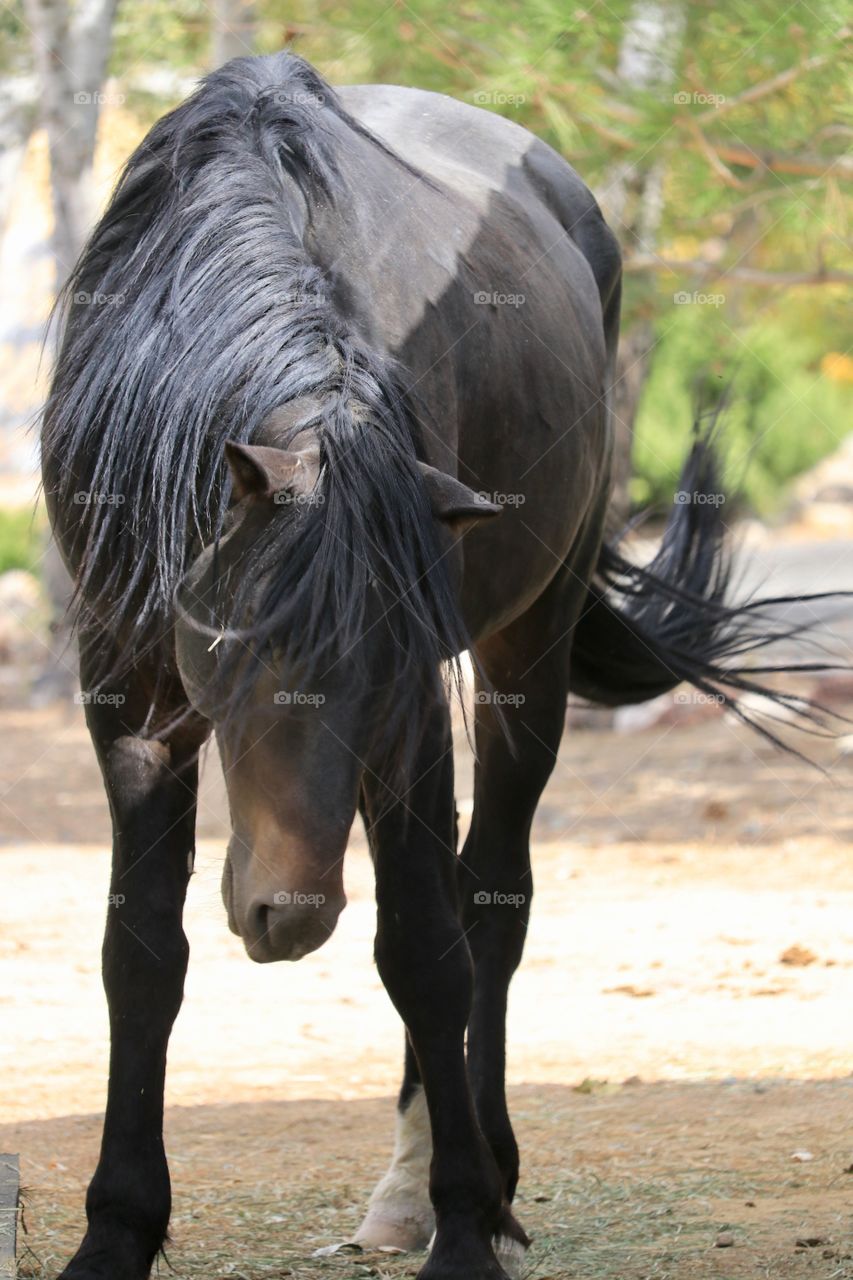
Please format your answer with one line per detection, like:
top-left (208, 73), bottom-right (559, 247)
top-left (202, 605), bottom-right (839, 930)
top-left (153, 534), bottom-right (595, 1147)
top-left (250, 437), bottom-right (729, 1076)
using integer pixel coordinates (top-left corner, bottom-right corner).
top-left (569, 429), bottom-right (848, 752)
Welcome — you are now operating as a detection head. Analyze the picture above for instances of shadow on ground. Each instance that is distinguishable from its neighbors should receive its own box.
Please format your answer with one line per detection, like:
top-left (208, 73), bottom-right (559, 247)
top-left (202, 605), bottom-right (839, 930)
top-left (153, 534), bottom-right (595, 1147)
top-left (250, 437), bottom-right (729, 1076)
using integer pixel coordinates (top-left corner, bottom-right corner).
top-left (6, 1081), bottom-right (853, 1279)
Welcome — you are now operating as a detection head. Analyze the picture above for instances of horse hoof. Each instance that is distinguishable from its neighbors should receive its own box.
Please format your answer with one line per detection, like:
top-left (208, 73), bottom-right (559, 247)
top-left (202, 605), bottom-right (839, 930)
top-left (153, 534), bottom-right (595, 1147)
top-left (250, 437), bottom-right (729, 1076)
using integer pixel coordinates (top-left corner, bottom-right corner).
top-left (352, 1207), bottom-right (434, 1251)
top-left (418, 1232), bottom-right (513, 1280)
top-left (416, 1257), bottom-right (510, 1280)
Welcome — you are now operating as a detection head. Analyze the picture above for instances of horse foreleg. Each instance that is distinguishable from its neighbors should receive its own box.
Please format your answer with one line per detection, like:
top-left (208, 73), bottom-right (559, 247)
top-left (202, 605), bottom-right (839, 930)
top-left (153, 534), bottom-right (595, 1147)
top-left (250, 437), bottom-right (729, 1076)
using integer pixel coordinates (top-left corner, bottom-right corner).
top-left (60, 649), bottom-right (207, 1280)
top-left (459, 548), bottom-right (602, 1279)
top-left (362, 704), bottom-right (522, 1280)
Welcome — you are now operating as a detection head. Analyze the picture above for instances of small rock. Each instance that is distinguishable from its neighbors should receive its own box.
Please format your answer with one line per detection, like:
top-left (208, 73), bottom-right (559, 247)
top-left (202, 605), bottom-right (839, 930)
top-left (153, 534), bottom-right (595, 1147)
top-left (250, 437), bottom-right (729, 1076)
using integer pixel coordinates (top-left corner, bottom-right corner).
top-left (715, 1232), bottom-right (735, 1248)
top-left (791, 1150), bottom-right (814, 1162)
top-left (796, 1235), bottom-right (828, 1249)
top-left (573, 1077), bottom-right (618, 1095)
top-left (780, 945), bottom-right (818, 967)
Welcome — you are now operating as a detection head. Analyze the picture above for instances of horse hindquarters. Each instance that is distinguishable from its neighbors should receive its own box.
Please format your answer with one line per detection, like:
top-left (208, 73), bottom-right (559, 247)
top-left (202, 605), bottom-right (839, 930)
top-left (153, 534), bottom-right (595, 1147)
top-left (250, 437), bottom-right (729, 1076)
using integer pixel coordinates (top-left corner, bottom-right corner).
top-left (60, 634), bottom-right (208, 1280)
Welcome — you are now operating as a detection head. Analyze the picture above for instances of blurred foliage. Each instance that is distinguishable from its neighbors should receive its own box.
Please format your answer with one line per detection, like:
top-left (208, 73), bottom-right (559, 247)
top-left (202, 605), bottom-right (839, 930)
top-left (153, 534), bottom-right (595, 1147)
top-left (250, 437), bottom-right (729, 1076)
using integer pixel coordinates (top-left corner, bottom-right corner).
top-left (8, 0), bottom-right (853, 512)
top-left (0, 508), bottom-right (45, 574)
top-left (632, 290), bottom-right (853, 511)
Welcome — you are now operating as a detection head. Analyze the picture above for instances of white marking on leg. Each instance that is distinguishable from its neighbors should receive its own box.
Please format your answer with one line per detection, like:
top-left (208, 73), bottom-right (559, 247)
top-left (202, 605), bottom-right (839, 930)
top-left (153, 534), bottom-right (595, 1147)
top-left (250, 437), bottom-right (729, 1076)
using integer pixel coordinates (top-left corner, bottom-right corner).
top-left (353, 1085), bottom-right (434, 1251)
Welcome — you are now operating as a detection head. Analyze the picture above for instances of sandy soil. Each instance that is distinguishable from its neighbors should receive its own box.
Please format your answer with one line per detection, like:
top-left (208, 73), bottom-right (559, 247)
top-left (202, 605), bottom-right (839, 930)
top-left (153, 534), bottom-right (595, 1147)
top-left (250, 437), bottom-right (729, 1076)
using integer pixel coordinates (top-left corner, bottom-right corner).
top-left (2, 699), bottom-right (853, 1277)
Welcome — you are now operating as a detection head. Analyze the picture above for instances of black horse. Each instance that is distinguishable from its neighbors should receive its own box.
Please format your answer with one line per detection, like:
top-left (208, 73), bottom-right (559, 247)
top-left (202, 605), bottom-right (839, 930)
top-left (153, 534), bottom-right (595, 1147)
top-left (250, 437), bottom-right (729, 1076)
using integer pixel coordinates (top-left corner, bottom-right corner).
top-left (41, 53), bottom-right (830, 1280)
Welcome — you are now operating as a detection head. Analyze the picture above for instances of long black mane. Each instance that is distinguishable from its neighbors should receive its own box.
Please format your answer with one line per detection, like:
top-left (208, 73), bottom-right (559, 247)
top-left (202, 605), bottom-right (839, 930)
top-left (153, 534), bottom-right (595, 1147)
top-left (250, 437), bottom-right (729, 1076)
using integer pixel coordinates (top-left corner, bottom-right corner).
top-left (42, 53), bottom-right (468, 753)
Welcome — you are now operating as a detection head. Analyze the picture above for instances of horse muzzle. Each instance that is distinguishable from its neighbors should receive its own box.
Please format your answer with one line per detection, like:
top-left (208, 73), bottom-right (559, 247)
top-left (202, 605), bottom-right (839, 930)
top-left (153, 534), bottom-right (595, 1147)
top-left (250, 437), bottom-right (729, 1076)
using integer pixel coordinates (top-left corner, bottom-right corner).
top-left (222, 840), bottom-right (346, 962)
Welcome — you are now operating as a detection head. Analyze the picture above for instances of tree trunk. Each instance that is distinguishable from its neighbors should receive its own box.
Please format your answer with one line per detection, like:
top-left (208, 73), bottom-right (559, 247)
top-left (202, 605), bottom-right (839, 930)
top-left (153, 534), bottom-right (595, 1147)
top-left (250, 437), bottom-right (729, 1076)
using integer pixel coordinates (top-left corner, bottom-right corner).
top-left (597, 0), bottom-right (687, 526)
top-left (23, 0), bottom-right (119, 280)
top-left (0, 81), bottom-right (39, 230)
top-left (23, 0), bottom-right (119, 699)
top-left (211, 0), bottom-right (257, 68)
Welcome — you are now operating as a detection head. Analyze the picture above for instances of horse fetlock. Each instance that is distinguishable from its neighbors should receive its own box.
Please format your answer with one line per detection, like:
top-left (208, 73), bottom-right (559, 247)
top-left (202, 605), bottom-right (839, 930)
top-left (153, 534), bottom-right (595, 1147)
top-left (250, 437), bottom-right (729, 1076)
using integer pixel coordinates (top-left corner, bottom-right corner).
top-left (420, 1181), bottom-right (525, 1279)
top-left (59, 1215), bottom-right (163, 1280)
top-left (426, 1167), bottom-right (509, 1276)
top-left (418, 1228), bottom-right (511, 1280)
top-left (431, 1143), bottom-right (505, 1232)
top-left (86, 1158), bottom-right (171, 1247)
top-left (494, 1201), bottom-right (530, 1249)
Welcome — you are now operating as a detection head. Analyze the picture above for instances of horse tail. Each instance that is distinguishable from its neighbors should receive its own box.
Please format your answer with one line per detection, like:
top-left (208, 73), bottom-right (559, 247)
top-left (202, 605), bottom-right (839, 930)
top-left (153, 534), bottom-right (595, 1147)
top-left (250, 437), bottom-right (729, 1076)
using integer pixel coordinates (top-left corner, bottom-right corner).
top-left (567, 427), bottom-right (844, 749)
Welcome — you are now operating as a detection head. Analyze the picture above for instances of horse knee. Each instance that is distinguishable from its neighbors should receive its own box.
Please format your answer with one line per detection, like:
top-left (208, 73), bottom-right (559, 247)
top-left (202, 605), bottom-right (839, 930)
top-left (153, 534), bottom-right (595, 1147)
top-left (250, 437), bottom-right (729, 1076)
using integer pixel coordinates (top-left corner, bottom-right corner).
top-left (375, 909), bottom-right (473, 1037)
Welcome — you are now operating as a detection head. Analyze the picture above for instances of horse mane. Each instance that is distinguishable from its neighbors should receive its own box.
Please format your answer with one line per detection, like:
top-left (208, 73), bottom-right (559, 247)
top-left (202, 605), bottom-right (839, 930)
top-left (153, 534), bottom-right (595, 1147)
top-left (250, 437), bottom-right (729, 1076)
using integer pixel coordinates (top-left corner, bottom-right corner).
top-left (42, 52), bottom-right (468, 762)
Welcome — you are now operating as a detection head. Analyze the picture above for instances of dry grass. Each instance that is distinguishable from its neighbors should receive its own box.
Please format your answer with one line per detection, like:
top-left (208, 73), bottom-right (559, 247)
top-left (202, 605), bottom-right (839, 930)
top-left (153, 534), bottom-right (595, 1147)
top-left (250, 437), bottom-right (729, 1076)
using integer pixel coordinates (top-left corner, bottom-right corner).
top-left (9, 1083), bottom-right (853, 1280)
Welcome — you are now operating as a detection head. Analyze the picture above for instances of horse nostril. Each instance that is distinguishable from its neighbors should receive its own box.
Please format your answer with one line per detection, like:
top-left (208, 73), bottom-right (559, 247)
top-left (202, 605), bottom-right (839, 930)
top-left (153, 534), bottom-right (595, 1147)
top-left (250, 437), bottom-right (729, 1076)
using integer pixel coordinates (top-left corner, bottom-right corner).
top-left (247, 900), bottom-right (270, 947)
top-left (241, 893), bottom-right (345, 963)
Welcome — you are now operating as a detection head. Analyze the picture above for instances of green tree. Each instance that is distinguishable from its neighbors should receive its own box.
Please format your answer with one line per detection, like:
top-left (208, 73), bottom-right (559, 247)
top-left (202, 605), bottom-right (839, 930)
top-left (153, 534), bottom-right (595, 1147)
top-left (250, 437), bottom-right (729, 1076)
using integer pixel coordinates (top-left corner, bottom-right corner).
top-left (11, 0), bottom-right (853, 512)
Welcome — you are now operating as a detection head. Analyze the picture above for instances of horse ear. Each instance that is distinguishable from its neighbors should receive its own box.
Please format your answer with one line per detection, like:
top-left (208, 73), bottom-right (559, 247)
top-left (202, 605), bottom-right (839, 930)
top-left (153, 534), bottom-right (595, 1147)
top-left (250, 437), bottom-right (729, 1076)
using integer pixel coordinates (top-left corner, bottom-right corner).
top-left (418, 462), bottom-right (502, 535)
top-left (224, 439), bottom-right (320, 501)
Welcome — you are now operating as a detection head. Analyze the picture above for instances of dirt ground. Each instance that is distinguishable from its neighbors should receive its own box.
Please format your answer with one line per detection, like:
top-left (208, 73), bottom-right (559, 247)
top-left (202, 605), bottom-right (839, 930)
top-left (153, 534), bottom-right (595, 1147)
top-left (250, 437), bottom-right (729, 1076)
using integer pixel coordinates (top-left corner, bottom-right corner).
top-left (2, 696), bottom-right (853, 1278)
